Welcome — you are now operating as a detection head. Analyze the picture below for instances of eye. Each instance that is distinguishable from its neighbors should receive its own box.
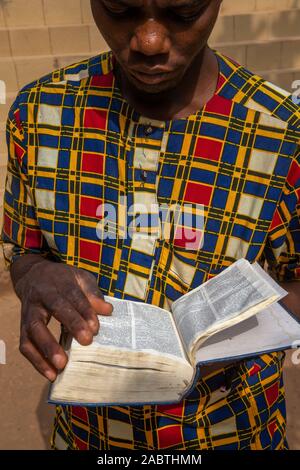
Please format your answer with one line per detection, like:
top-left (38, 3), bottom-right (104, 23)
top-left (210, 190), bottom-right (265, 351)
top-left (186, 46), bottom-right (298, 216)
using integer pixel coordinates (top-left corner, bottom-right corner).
top-left (170, 2), bottom-right (209, 23)
top-left (101, 1), bottom-right (133, 18)
top-left (173, 12), bottom-right (201, 23)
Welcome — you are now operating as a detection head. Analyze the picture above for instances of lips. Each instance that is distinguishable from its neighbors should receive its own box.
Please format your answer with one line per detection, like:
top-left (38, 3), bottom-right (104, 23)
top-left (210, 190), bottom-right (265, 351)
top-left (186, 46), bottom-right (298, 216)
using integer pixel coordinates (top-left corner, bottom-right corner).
top-left (129, 69), bottom-right (172, 85)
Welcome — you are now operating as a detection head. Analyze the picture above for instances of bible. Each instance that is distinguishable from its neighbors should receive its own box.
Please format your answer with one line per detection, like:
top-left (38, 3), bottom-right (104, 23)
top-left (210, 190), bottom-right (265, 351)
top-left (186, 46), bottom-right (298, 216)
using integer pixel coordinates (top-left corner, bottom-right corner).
top-left (49, 258), bottom-right (300, 406)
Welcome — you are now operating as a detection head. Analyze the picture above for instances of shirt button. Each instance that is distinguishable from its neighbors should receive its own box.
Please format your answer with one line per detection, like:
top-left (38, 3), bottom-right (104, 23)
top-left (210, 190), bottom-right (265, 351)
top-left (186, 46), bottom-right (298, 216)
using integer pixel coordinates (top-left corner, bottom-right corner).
top-left (145, 125), bottom-right (153, 136)
top-left (141, 170), bottom-right (148, 181)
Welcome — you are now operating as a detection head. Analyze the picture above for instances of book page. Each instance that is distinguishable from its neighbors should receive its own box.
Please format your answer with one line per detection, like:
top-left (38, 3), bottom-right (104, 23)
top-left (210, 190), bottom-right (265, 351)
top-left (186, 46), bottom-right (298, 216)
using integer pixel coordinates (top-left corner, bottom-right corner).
top-left (195, 302), bottom-right (300, 364)
top-left (171, 259), bottom-right (284, 359)
top-left (86, 296), bottom-right (187, 361)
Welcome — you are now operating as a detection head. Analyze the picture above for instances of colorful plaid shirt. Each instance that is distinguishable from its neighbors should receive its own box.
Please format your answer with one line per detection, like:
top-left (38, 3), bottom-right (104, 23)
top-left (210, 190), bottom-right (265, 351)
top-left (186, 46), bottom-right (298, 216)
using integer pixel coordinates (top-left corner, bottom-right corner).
top-left (1, 50), bottom-right (300, 450)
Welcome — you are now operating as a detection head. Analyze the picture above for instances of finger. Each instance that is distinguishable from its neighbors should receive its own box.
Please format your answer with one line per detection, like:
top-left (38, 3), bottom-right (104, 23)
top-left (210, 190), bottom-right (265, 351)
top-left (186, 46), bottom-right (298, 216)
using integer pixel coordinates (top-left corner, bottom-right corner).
top-left (25, 307), bottom-right (68, 371)
top-left (19, 334), bottom-right (58, 382)
top-left (88, 291), bottom-right (113, 316)
top-left (75, 271), bottom-right (113, 316)
top-left (63, 281), bottom-right (101, 334)
top-left (41, 294), bottom-right (94, 345)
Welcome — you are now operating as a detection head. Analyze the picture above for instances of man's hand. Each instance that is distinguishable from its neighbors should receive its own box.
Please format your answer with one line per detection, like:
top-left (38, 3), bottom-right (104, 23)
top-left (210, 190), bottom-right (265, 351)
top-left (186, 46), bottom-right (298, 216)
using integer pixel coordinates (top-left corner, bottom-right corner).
top-left (13, 257), bottom-right (113, 382)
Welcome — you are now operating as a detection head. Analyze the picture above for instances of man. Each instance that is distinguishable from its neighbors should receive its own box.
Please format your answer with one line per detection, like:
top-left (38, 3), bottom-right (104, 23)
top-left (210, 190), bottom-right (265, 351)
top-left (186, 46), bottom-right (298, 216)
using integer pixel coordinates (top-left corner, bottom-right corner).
top-left (1, 0), bottom-right (299, 450)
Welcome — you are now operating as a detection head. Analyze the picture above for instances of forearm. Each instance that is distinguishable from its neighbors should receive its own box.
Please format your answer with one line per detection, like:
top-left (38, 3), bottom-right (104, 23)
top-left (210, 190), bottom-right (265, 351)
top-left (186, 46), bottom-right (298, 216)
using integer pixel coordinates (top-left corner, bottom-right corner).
top-left (10, 253), bottom-right (53, 297)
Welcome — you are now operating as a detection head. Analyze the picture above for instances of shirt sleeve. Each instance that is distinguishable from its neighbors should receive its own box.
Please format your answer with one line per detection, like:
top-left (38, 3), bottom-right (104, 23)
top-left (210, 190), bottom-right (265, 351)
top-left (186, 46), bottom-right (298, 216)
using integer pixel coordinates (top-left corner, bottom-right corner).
top-left (0, 93), bottom-right (54, 268)
top-left (263, 145), bottom-right (300, 282)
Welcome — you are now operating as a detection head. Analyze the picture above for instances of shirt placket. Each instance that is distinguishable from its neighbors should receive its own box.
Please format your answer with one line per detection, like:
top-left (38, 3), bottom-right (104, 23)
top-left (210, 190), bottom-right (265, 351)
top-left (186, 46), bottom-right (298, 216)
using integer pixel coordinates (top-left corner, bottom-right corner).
top-left (113, 115), bottom-right (167, 301)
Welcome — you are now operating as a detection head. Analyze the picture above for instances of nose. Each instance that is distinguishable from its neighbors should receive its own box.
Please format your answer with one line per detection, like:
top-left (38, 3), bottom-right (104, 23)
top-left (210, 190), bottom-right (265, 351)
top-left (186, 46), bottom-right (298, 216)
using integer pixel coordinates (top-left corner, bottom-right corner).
top-left (130, 19), bottom-right (171, 56)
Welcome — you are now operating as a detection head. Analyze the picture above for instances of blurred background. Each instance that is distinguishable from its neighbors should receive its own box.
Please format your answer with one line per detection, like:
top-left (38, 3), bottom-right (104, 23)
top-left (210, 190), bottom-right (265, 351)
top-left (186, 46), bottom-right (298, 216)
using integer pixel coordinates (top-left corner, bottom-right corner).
top-left (0, 0), bottom-right (300, 450)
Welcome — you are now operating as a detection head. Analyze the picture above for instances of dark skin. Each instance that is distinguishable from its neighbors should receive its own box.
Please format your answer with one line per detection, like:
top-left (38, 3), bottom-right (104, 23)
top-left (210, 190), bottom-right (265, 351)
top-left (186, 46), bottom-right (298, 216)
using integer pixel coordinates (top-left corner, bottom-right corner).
top-left (13, 256), bottom-right (113, 381)
top-left (91, 0), bottom-right (222, 120)
top-left (13, 0), bottom-right (300, 382)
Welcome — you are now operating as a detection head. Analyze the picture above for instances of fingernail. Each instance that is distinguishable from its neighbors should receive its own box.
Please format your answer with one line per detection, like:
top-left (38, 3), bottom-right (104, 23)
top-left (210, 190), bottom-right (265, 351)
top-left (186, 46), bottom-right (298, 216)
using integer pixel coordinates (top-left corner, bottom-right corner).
top-left (45, 370), bottom-right (56, 382)
top-left (105, 302), bottom-right (113, 313)
top-left (78, 330), bottom-right (93, 345)
top-left (53, 354), bottom-right (65, 370)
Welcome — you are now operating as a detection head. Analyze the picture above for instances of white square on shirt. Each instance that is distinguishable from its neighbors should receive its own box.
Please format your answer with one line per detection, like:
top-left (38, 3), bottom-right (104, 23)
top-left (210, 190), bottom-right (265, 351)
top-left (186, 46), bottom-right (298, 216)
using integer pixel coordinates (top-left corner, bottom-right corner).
top-left (38, 147), bottom-right (59, 168)
top-left (133, 192), bottom-right (158, 214)
top-left (169, 255), bottom-right (196, 286)
top-left (259, 113), bottom-right (288, 130)
top-left (124, 272), bottom-right (148, 299)
top-left (37, 104), bottom-right (62, 126)
top-left (265, 81), bottom-right (291, 98)
top-left (5, 172), bottom-right (12, 194)
top-left (44, 232), bottom-right (57, 250)
top-left (247, 98), bottom-right (269, 114)
top-left (210, 415), bottom-right (237, 437)
top-left (249, 149), bottom-right (277, 175)
top-left (133, 147), bottom-right (160, 171)
top-left (35, 188), bottom-right (55, 211)
top-left (138, 116), bottom-right (165, 128)
top-left (226, 237), bottom-right (249, 259)
top-left (238, 194), bottom-right (264, 219)
top-left (107, 419), bottom-right (133, 441)
top-left (131, 233), bottom-right (157, 255)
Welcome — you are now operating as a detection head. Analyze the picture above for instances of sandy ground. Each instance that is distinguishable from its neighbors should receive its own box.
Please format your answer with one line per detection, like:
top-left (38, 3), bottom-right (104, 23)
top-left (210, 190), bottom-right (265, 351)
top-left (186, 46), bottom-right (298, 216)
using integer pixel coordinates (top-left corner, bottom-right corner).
top-left (0, 259), bottom-right (299, 450)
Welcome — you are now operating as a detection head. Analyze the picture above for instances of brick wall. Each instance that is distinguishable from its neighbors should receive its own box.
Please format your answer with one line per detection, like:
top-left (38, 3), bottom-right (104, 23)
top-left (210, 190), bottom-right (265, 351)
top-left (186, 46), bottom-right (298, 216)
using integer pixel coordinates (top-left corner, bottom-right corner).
top-left (0, 0), bottom-right (300, 223)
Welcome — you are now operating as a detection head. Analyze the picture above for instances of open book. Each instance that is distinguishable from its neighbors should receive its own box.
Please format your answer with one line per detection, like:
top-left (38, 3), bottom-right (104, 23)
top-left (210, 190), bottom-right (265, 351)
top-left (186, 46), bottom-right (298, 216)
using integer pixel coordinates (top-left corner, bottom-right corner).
top-left (49, 259), bottom-right (300, 406)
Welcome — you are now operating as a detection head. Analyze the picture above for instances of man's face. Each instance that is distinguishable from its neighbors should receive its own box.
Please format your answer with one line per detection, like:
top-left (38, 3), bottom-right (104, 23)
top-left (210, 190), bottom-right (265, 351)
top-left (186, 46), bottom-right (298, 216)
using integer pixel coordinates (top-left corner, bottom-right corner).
top-left (90, 0), bottom-right (222, 94)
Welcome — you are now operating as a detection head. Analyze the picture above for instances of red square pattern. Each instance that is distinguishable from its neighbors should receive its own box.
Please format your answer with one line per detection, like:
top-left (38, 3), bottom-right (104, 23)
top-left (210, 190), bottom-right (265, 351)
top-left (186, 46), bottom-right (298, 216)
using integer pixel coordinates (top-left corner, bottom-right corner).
top-left (270, 209), bottom-right (283, 232)
top-left (268, 421), bottom-right (277, 438)
top-left (205, 94), bottom-right (233, 116)
top-left (265, 382), bottom-right (279, 407)
top-left (249, 363), bottom-right (262, 377)
top-left (84, 108), bottom-right (108, 130)
top-left (80, 196), bottom-right (103, 219)
top-left (74, 436), bottom-right (88, 450)
top-left (158, 425), bottom-right (183, 448)
top-left (72, 406), bottom-right (88, 421)
top-left (14, 142), bottom-right (25, 164)
top-left (79, 240), bottom-right (101, 262)
top-left (194, 137), bottom-right (223, 161)
top-left (3, 213), bottom-right (12, 237)
top-left (157, 404), bottom-right (183, 417)
top-left (90, 72), bottom-right (114, 88)
top-left (82, 153), bottom-right (104, 174)
top-left (185, 182), bottom-right (213, 206)
top-left (287, 160), bottom-right (300, 187)
top-left (174, 226), bottom-right (203, 250)
top-left (14, 109), bottom-right (22, 131)
top-left (216, 74), bottom-right (226, 92)
top-left (25, 228), bottom-right (42, 249)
